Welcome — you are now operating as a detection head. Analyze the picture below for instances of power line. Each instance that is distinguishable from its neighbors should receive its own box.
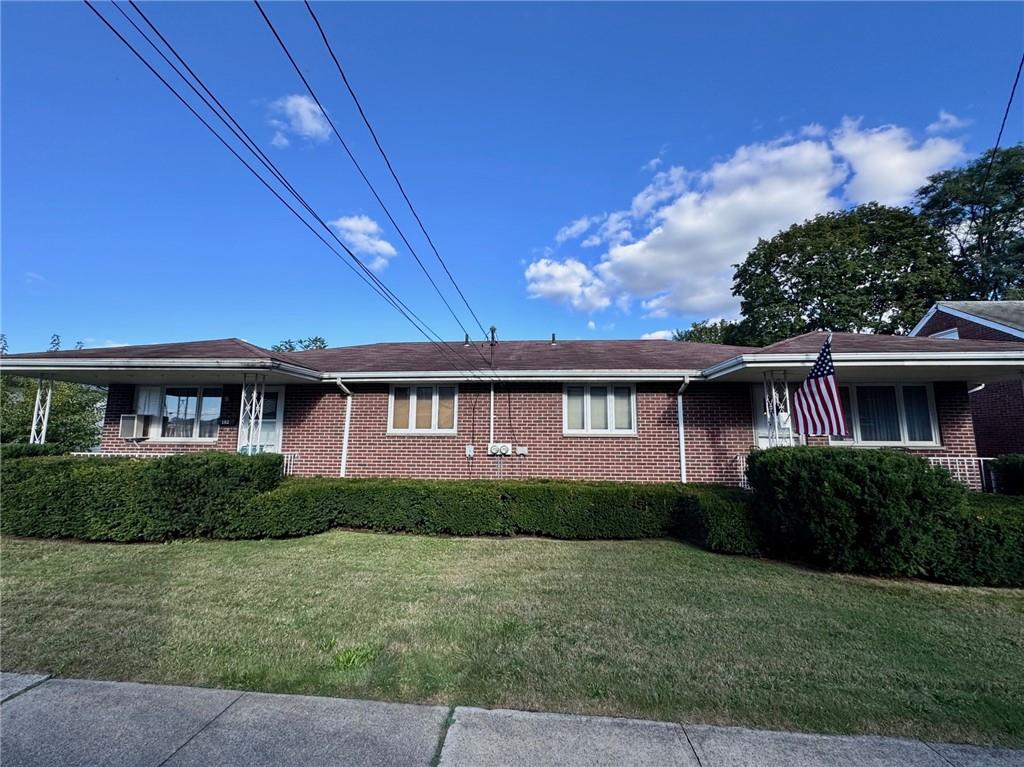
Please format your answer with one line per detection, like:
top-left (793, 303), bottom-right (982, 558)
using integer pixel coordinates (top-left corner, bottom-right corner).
top-left (253, 0), bottom-right (492, 366)
top-left (84, 1), bottom-right (494, 381)
top-left (979, 50), bottom-right (1024, 199)
top-left (303, 0), bottom-right (489, 340)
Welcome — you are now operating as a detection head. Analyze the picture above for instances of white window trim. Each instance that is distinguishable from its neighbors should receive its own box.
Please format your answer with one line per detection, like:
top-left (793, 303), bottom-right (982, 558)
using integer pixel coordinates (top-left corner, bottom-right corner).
top-left (562, 383), bottom-right (638, 436)
top-left (929, 327), bottom-right (960, 340)
top-left (136, 384), bottom-right (224, 443)
top-left (387, 384), bottom-right (459, 435)
top-left (829, 382), bottom-right (941, 448)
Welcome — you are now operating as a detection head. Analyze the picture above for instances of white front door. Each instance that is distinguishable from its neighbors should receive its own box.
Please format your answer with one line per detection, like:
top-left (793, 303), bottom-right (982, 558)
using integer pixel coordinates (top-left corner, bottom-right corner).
top-left (238, 386), bottom-right (285, 453)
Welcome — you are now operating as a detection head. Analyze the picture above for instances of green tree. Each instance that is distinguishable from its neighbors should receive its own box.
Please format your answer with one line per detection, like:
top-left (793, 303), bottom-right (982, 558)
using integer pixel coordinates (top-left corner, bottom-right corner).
top-left (672, 319), bottom-right (743, 345)
top-left (916, 144), bottom-right (1024, 300)
top-left (731, 204), bottom-right (956, 346)
top-left (271, 336), bottom-right (328, 352)
top-left (1, 377), bottom-right (105, 450)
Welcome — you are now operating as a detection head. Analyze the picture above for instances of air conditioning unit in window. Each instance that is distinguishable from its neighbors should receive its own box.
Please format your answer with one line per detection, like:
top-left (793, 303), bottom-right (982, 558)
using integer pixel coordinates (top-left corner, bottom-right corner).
top-left (120, 414), bottom-right (146, 440)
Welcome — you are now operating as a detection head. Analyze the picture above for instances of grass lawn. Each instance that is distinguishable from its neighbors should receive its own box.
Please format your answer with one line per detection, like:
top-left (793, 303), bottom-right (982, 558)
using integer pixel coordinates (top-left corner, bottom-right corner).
top-left (1, 532), bottom-right (1022, 746)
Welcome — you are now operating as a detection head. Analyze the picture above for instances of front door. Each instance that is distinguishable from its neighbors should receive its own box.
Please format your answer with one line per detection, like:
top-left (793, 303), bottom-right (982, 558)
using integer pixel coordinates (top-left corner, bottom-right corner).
top-left (238, 386), bottom-right (285, 453)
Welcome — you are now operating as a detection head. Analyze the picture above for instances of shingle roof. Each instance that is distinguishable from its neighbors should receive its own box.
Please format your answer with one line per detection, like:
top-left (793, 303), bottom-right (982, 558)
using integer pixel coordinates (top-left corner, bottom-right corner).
top-left (757, 331), bottom-right (1024, 354)
top-left (2, 338), bottom-right (305, 367)
top-left (938, 301), bottom-right (1024, 333)
top-left (280, 339), bottom-right (758, 372)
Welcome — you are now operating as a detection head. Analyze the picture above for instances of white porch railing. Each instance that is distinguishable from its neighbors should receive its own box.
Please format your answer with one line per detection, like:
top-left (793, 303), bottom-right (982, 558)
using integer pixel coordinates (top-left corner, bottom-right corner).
top-left (69, 451), bottom-right (301, 476)
top-left (735, 452), bottom-right (997, 492)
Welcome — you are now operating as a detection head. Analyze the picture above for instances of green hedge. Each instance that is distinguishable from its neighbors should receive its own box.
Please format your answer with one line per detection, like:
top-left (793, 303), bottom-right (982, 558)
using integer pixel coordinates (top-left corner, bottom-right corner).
top-left (234, 478), bottom-right (760, 554)
top-left (0, 443), bottom-right (67, 460)
top-left (0, 452), bottom-right (284, 541)
top-left (930, 493), bottom-right (1024, 587)
top-left (745, 446), bottom-right (1024, 586)
top-left (991, 454), bottom-right (1024, 496)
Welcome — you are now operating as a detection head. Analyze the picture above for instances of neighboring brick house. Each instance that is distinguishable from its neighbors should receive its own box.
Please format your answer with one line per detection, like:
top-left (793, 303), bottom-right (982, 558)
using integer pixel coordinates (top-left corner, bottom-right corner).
top-left (6, 331), bottom-right (1024, 488)
top-left (911, 301), bottom-right (1024, 457)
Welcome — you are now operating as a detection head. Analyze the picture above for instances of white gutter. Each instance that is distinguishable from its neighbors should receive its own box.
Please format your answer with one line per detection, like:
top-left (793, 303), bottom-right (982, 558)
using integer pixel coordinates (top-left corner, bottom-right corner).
top-left (702, 350), bottom-right (1024, 380)
top-left (677, 376), bottom-right (690, 483)
top-left (322, 368), bottom-right (706, 383)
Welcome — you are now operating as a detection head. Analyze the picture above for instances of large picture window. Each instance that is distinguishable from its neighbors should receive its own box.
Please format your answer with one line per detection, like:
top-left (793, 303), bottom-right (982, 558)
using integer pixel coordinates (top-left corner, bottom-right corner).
top-left (830, 384), bottom-right (938, 446)
top-left (564, 384), bottom-right (636, 435)
top-left (389, 385), bottom-right (457, 433)
top-left (135, 385), bottom-right (223, 440)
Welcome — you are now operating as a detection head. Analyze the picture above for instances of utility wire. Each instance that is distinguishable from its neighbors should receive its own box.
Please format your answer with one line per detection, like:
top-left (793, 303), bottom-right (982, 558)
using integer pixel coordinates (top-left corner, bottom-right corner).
top-left (86, 1), bottom-right (493, 381)
top-left (303, 0), bottom-right (489, 341)
top-left (979, 50), bottom-right (1024, 199)
top-left (254, 0), bottom-right (492, 368)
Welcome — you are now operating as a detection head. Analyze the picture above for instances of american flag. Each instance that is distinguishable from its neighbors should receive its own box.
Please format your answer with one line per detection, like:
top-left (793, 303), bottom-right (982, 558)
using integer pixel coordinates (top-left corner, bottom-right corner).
top-left (791, 333), bottom-right (848, 436)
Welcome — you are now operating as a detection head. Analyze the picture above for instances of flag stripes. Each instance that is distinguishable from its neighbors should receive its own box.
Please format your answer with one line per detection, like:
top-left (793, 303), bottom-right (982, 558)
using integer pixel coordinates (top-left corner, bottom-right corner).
top-left (791, 334), bottom-right (848, 437)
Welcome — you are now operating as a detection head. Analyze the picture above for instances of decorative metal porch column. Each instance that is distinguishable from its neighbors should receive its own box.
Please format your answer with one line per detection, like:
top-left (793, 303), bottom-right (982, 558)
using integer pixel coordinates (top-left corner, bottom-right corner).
top-left (239, 373), bottom-right (266, 454)
top-left (29, 376), bottom-right (53, 444)
top-left (762, 370), bottom-right (793, 448)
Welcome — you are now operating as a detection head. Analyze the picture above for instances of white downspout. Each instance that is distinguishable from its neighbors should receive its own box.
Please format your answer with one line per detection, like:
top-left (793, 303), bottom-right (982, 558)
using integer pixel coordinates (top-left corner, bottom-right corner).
top-left (677, 376), bottom-right (690, 483)
top-left (489, 382), bottom-right (495, 444)
top-left (336, 378), bottom-right (353, 477)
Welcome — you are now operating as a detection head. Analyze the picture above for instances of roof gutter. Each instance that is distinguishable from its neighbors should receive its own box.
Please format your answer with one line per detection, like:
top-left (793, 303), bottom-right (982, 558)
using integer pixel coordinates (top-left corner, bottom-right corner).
top-left (319, 368), bottom-right (708, 383)
top-left (702, 350), bottom-right (1024, 380)
top-left (0, 357), bottom-right (324, 381)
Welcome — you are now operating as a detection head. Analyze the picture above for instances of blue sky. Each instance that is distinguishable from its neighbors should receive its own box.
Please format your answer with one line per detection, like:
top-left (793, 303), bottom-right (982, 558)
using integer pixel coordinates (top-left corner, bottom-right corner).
top-left (3, 2), bottom-right (1022, 353)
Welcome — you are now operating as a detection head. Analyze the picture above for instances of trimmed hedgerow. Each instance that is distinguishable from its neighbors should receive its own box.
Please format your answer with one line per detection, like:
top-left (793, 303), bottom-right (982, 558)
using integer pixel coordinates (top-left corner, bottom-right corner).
top-left (745, 446), bottom-right (1024, 586)
top-left (0, 443), bottom-right (66, 460)
top-left (930, 492), bottom-right (1024, 587)
top-left (230, 478), bottom-right (760, 553)
top-left (1, 452), bottom-right (283, 541)
top-left (991, 454), bottom-right (1024, 496)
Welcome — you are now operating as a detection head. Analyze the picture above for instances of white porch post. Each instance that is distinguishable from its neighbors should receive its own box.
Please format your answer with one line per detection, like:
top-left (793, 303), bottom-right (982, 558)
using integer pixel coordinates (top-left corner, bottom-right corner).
top-left (29, 376), bottom-right (53, 444)
top-left (239, 373), bottom-right (266, 454)
top-left (762, 371), bottom-right (789, 448)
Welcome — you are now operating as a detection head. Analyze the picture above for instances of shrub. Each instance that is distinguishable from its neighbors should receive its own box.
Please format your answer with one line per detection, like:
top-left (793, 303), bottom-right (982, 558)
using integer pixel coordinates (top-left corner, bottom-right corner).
top-left (929, 493), bottom-right (1024, 587)
top-left (991, 454), bottom-right (1024, 496)
top-left (0, 443), bottom-right (66, 460)
top-left (235, 477), bottom-right (759, 552)
top-left (1, 452), bottom-right (283, 541)
top-left (746, 447), bottom-right (965, 577)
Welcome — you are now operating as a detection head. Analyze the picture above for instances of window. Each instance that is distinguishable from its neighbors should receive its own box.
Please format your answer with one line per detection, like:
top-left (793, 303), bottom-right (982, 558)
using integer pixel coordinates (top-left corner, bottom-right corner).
top-left (389, 385), bottom-right (457, 433)
top-left (830, 384), bottom-right (938, 446)
top-left (930, 327), bottom-right (959, 340)
top-left (564, 384), bottom-right (636, 435)
top-left (135, 385), bottom-right (223, 440)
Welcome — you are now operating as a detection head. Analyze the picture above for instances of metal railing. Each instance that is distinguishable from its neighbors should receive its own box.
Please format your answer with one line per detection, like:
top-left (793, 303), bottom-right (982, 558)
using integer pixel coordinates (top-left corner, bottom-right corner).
top-left (69, 450), bottom-right (301, 476)
top-left (735, 452), bottom-right (998, 492)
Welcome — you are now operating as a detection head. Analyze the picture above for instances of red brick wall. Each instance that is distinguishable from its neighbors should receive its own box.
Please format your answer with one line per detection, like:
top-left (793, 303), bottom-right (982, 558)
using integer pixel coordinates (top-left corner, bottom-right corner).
top-left (100, 383), bottom-right (241, 453)
top-left (916, 310), bottom-right (1024, 456)
top-left (97, 378), bottom-right (983, 486)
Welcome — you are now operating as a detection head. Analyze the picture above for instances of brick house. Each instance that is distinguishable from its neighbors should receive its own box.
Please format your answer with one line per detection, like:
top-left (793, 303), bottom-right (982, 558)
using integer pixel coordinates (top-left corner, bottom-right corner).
top-left (911, 301), bottom-right (1024, 457)
top-left (6, 331), bottom-right (1024, 488)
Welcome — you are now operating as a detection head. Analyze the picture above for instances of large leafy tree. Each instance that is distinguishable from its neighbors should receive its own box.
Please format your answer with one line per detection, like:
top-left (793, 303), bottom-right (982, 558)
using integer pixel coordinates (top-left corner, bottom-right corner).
top-left (916, 144), bottom-right (1024, 300)
top-left (672, 319), bottom-right (744, 345)
top-left (730, 204), bottom-right (956, 346)
top-left (271, 336), bottom-right (328, 352)
top-left (0, 334), bottom-right (106, 451)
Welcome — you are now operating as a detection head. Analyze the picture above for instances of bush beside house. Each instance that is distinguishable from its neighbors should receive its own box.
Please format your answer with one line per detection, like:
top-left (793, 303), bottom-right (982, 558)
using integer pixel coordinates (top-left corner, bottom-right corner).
top-left (746, 447), bottom-right (1024, 586)
top-left (991, 454), bottom-right (1024, 496)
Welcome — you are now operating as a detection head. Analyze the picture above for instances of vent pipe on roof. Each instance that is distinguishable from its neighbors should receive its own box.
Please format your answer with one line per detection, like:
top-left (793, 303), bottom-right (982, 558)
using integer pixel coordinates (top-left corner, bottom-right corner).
top-left (551, 333), bottom-right (557, 345)
top-left (489, 326), bottom-right (497, 346)
top-left (463, 333), bottom-right (470, 347)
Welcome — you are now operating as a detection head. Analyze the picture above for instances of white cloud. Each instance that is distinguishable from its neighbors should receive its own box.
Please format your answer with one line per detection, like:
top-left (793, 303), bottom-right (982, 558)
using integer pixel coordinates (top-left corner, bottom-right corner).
top-left (268, 94), bottom-right (330, 146)
top-left (927, 110), bottom-right (971, 134)
top-left (524, 258), bottom-right (610, 311)
top-left (329, 214), bottom-right (397, 271)
top-left (555, 215), bottom-right (600, 244)
top-left (525, 117), bottom-right (965, 318)
top-left (641, 157), bottom-right (663, 172)
top-left (832, 117), bottom-right (964, 205)
top-left (640, 329), bottom-right (674, 340)
top-left (587, 320), bottom-right (597, 331)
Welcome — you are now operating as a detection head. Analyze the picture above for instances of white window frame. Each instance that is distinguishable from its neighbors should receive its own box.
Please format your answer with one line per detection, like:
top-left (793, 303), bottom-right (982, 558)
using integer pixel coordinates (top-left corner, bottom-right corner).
top-left (387, 384), bottom-right (459, 435)
top-left (562, 383), bottom-right (637, 436)
top-left (930, 327), bottom-right (960, 340)
top-left (829, 382), bottom-right (940, 448)
top-left (135, 384), bottom-right (225, 443)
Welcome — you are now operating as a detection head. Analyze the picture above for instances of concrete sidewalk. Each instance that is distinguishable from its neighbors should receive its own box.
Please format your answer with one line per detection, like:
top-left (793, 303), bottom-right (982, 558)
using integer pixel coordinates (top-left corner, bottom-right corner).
top-left (1, 674), bottom-right (1020, 766)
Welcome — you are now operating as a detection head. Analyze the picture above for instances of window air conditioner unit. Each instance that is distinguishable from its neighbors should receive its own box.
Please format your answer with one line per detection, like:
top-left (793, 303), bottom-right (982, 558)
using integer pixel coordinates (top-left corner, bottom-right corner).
top-left (120, 414), bottom-right (146, 440)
